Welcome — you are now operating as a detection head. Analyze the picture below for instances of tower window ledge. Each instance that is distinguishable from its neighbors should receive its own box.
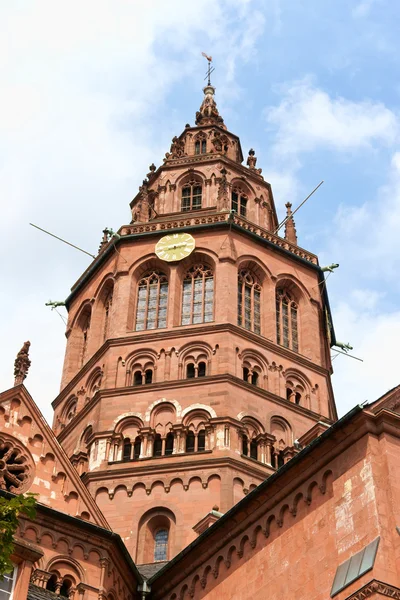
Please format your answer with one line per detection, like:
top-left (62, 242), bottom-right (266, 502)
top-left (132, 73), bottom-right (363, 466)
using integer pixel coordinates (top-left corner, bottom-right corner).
top-left (109, 449), bottom-right (212, 465)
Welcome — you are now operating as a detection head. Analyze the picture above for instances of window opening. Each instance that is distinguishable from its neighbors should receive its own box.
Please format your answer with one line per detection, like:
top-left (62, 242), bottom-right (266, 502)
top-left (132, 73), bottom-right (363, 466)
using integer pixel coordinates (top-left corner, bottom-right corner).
top-left (181, 183), bottom-right (202, 211)
top-left (103, 289), bottom-right (113, 342)
top-left (238, 270), bottom-right (261, 334)
top-left (59, 579), bottom-right (72, 598)
top-left (198, 362), bottom-right (206, 377)
top-left (250, 440), bottom-right (258, 460)
top-left (295, 392), bottom-right (301, 405)
top-left (80, 312), bottom-right (91, 367)
top-left (181, 264), bottom-right (214, 325)
top-left (165, 432), bottom-right (174, 455)
top-left (153, 434), bottom-right (162, 457)
top-left (145, 369), bottom-right (153, 384)
top-left (231, 190), bottom-right (247, 218)
top-left (135, 271), bottom-right (168, 331)
top-left (154, 529), bottom-right (168, 561)
top-left (243, 367), bottom-right (249, 382)
top-left (242, 435), bottom-right (248, 456)
top-left (123, 438), bottom-right (132, 461)
top-left (133, 371), bottom-right (142, 386)
top-left (251, 371), bottom-right (259, 386)
top-left (186, 363), bottom-right (195, 379)
top-left (1, 569), bottom-right (16, 598)
top-left (133, 436), bottom-right (141, 460)
top-left (276, 289), bottom-right (298, 352)
top-left (186, 431), bottom-right (195, 453)
top-left (46, 575), bottom-right (58, 592)
top-left (198, 430), bottom-right (206, 452)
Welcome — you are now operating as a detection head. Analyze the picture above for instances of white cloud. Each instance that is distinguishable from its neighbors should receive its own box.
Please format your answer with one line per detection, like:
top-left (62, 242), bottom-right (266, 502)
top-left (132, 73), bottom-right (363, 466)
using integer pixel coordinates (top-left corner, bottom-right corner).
top-left (352, 0), bottom-right (380, 18)
top-left (265, 77), bottom-right (398, 158)
top-left (0, 0), bottom-right (267, 423)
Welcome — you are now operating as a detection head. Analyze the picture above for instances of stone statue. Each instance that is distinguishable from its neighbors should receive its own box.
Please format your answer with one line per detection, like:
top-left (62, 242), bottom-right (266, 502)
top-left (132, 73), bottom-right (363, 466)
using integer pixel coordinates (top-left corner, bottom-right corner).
top-left (14, 341), bottom-right (31, 386)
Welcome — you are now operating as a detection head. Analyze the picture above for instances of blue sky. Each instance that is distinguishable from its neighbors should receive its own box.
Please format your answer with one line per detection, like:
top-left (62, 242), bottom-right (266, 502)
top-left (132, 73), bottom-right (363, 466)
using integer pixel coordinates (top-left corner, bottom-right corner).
top-left (1, 0), bottom-right (399, 423)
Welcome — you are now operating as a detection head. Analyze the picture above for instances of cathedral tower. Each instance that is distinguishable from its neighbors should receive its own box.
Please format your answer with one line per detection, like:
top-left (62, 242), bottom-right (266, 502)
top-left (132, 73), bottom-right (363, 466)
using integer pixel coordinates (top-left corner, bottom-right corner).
top-left (52, 83), bottom-right (337, 566)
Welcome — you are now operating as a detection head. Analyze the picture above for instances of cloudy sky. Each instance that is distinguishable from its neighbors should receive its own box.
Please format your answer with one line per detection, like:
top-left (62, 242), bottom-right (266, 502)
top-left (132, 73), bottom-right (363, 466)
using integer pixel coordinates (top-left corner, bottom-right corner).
top-left (1, 0), bottom-right (399, 423)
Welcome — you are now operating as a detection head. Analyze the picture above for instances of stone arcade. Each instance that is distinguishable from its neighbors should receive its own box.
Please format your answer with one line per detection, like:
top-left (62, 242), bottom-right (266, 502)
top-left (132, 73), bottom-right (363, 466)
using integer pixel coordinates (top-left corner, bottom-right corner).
top-left (2, 84), bottom-right (400, 600)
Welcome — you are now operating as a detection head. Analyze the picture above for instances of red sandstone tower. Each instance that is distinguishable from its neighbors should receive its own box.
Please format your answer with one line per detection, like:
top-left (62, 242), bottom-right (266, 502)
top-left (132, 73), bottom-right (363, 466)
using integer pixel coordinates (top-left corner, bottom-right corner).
top-left (52, 82), bottom-right (337, 566)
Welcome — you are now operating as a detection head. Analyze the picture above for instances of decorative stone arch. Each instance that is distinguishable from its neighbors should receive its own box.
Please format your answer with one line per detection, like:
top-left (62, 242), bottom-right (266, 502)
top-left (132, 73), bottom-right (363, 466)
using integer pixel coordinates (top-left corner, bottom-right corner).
top-left (239, 415), bottom-right (265, 438)
top-left (181, 404), bottom-right (217, 420)
top-left (112, 411), bottom-right (144, 428)
top-left (75, 424), bottom-right (93, 453)
top-left (182, 408), bottom-right (212, 432)
top-left (45, 554), bottom-right (85, 594)
top-left (270, 415), bottom-right (293, 468)
top-left (125, 348), bottom-right (159, 386)
top-left (0, 431), bottom-right (35, 493)
top-left (238, 348), bottom-right (269, 388)
top-left (145, 398), bottom-right (182, 424)
top-left (62, 395), bottom-right (78, 425)
top-left (237, 256), bottom-right (271, 284)
top-left (136, 506), bottom-right (177, 565)
top-left (284, 368), bottom-right (312, 408)
top-left (230, 176), bottom-right (256, 198)
top-left (85, 367), bottom-right (103, 400)
top-left (114, 415), bottom-right (144, 436)
top-left (178, 341), bottom-right (214, 379)
top-left (176, 169), bottom-right (205, 213)
top-left (150, 402), bottom-right (176, 436)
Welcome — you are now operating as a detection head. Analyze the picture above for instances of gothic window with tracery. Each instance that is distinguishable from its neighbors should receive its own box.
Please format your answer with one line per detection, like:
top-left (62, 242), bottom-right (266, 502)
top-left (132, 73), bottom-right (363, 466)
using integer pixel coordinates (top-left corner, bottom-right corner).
top-left (0, 435), bottom-right (31, 493)
top-left (181, 264), bottom-right (214, 325)
top-left (154, 529), bottom-right (168, 561)
top-left (135, 271), bottom-right (168, 331)
top-left (181, 182), bottom-right (202, 211)
top-left (103, 289), bottom-right (113, 342)
top-left (238, 270), bottom-right (261, 334)
top-left (231, 189), bottom-right (248, 217)
top-left (276, 289), bottom-right (298, 352)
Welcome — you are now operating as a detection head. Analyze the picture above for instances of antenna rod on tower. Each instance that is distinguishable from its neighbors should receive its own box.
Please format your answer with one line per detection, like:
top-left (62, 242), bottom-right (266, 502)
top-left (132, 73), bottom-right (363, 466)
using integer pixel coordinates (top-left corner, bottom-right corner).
top-left (29, 223), bottom-right (96, 259)
top-left (274, 180), bottom-right (324, 234)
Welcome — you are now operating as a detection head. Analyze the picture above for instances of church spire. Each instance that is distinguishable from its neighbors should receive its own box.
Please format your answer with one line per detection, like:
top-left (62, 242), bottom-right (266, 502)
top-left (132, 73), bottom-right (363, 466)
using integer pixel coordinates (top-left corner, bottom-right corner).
top-left (284, 202), bottom-right (298, 245)
top-left (196, 54), bottom-right (225, 128)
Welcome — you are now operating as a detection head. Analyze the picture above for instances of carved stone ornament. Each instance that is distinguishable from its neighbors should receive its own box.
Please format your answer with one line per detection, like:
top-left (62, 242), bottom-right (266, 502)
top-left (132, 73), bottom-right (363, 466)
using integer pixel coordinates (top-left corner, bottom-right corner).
top-left (195, 85), bottom-right (225, 127)
top-left (14, 341), bottom-right (31, 386)
top-left (0, 432), bottom-right (34, 493)
top-left (217, 168), bottom-right (230, 211)
top-left (344, 579), bottom-right (400, 599)
top-left (246, 148), bottom-right (262, 175)
top-left (167, 136), bottom-right (186, 159)
top-left (211, 130), bottom-right (229, 154)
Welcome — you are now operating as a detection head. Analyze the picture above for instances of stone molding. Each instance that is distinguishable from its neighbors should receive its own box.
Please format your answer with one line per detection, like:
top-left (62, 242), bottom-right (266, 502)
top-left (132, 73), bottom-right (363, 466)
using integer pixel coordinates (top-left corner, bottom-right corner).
top-left (344, 579), bottom-right (400, 599)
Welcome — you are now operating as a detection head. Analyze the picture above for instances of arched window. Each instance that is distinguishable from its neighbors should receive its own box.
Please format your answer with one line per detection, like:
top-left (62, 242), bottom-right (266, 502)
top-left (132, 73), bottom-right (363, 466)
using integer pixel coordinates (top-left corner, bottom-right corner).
top-left (242, 435), bottom-right (248, 456)
top-left (198, 430), bottom-right (206, 452)
top-left (271, 450), bottom-right (285, 469)
top-left (286, 387), bottom-right (302, 405)
top-left (238, 270), bottom-right (261, 334)
top-left (231, 189), bottom-right (248, 217)
top-left (165, 432), bottom-right (174, 455)
top-left (135, 271), bottom-right (168, 331)
top-left (133, 371), bottom-right (142, 386)
top-left (243, 367), bottom-right (249, 382)
top-left (46, 575), bottom-right (58, 592)
top-left (59, 579), bottom-right (72, 598)
top-left (153, 434), bottom-right (162, 457)
top-left (123, 438), bottom-right (132, 461)
top-left (198, 362), bottom-right (206, 377)
top-left (181, 264), bottom-right (214, 325)
top-left (186, 431), bottom-right (195, 453)
top-left (133, 436), bottom-right (141, 459)
top-left (251, 371), bottom-right (259, 386)
top-left (145, 369), bottom-right (153, 384)
top-left (181, 182), bottom-right (202, 211)
top-left (154, 529), bottom-right (168, 561)
top-left (276, 289), bottom-right (298, 352)
top-left (103, 289), bottom-right (113, 342)
top-left (186, 363), bottom-right (195, 378)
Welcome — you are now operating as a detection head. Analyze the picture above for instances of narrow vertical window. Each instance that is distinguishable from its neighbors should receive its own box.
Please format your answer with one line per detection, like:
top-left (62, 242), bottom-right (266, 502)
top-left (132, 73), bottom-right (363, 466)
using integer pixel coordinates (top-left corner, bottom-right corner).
top-left (186, 431), bottom-right (195, 453)
top-left (80, 311), bottom-right (91, 367)
top-left (231, 189), bottom-right (248, 218)
top-left (165, 432), bottom-right (174, 455)
top-left (201, 139), bottom-right (206, 153)
top-left (181, 264), bottom-right (214, 325)
top-left (153, 434), bottom-right (162, 457)
top-left (198, 362), bottom-right (206, 377)
top-left (145, 369), bottom-right (153, 384)
top-left (181, 182), bottom-right (202, 211)
top-left (133, 436), bottom-right (141, 459)
top-left (133, 371), bottom-right (142, 386)
top-left (250, 440), bottom-right (258, 460)
top-left (195, 141), bottom-right (200, 155)
top-left (1, 569), bottom-right (16, 599)
top-left (276, 289), bottom-right (298, 352)
top-left (186, 363), bottom-right (195, 378)
top-left (198, 430), bottom-right (206, 451)
top-left (135, 271), bottom-right (168, 331)
top-left (103, 289), bottom-right (113, 342)
top-left (238, 270), bottom-right (261, 334)
top-left (123, 438), bottom-right (132, 461)
top-left (242, 435), bottom-right (248, 456)
top-left (154, 529), bottom-right (168, 561)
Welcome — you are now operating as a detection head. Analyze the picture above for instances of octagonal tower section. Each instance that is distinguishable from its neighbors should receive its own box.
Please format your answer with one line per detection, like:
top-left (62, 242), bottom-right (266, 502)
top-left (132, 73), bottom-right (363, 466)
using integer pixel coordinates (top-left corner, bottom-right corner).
top-left (52, 85), bottom-right (337, 563)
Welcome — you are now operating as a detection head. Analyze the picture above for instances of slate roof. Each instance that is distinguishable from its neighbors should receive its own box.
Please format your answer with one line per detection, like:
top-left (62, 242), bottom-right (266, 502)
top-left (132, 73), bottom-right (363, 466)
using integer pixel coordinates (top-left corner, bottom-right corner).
top-left (137, 561), bottom-right (169, 580)
top-left (27, 584), bottom-right (59, 600)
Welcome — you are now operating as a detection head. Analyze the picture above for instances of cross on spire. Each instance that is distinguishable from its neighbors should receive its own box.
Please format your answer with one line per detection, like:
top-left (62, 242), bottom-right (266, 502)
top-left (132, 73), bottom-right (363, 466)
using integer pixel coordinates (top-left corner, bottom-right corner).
top-left (202, 52), bottom-right (214, 86)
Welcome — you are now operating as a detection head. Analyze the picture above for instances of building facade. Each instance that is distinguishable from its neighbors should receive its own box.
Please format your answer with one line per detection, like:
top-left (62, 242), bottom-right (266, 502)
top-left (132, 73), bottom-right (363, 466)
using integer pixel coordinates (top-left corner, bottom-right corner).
top-left (2, 84), bottom-right (400, 600)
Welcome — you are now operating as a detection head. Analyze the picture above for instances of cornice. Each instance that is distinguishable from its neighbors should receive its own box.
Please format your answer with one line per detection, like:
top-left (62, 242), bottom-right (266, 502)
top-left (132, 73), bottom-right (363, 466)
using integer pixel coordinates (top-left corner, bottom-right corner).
top-left (55, 373), bottom-right (332, 444)
top-left (82, 455), bottom-right (272, 487)
top-left (53, 322), bottom-right (331, 409)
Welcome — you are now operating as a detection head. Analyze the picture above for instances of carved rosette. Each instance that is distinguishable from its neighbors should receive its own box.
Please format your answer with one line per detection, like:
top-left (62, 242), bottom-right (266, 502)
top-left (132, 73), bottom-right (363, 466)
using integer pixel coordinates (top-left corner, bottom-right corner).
top-left (0, 433), bottom-right (34, 493)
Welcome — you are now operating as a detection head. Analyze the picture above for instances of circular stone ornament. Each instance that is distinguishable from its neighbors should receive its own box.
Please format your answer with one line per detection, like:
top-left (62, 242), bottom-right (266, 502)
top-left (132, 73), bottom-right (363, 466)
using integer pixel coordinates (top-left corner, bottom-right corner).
top-left (0, 433), bottom-right (34, 493)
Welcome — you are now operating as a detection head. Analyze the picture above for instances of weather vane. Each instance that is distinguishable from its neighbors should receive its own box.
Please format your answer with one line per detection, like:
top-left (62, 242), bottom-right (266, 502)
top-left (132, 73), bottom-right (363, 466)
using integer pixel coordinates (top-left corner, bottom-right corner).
top-left (202, 52), bottom-right (214, 86)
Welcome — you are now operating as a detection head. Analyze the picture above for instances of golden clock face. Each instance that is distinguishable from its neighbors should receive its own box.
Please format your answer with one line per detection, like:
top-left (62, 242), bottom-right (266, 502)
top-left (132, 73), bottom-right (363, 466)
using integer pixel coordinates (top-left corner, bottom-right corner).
top-left (155, 233), bottom-right (195, 262)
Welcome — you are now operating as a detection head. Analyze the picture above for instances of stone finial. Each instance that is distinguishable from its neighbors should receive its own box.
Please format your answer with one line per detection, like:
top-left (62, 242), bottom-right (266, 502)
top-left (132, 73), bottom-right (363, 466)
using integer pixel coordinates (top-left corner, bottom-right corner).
top-left (14, 341), bottom-right (31, 386)
top-left (284, 202), bottom-right (298, 245)
top-left (195, 85), bottom-right (226, 128)
top-left (147, 163), bottom-right (157, 179)
top-left (98, 228), bottom-right (109, 253)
